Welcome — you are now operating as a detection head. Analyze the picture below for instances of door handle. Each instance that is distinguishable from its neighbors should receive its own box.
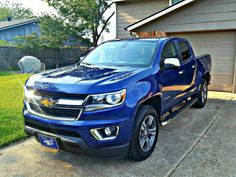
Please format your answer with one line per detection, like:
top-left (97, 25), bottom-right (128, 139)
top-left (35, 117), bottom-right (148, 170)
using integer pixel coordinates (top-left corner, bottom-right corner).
top-left (179, 70), bottom-right (185, 75)
top-left (192, 65), bottom-right (196, 69)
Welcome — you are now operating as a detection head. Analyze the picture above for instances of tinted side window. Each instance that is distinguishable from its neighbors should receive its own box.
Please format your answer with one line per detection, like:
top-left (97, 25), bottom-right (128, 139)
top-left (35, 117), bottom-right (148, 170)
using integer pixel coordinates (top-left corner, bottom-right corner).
top-left (161, 41), bottom-right (178, 61)
top-left (179, 41), bottom-right (191, 61)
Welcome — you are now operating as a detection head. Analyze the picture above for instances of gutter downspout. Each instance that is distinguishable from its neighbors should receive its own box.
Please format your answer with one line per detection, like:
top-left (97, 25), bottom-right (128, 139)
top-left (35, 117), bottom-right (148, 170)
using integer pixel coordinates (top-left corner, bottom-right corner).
top-left (232, 51), bottom-right (236, 93)
top-left (232, 34), bottom-right (236, 93)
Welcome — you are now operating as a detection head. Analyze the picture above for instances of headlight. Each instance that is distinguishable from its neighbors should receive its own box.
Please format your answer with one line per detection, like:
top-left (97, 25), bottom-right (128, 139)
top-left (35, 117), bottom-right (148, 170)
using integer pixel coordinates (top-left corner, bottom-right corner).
top-left (24, 87), bottom-right (40, 102)
top-left (84, 89), bottom-right (126, 111)
top-left (24, 87), bottom-right (35, 100)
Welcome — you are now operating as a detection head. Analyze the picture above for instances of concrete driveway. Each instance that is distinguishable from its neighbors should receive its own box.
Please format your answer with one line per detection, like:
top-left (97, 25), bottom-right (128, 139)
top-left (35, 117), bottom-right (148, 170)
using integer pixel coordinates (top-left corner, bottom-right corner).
top-left (0, 92), bottom-right (235, 177)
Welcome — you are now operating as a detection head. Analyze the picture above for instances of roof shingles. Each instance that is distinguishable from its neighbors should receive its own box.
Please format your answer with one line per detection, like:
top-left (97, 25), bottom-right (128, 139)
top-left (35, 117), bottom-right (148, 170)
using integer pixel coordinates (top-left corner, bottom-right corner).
top-left (0, 18), bottom-right (39, 31)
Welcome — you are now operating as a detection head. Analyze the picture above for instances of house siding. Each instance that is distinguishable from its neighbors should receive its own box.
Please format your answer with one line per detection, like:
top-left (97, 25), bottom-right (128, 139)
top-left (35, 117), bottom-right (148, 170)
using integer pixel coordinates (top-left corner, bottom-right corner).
top-left (116, 0), bottom-right (169, 38)
top-left (0, 22), bottom-right (40, 42)
top-left (134, 0), bottom-right (236, 33)
top-left (234, 58), bottom-right (236, 93)
top-left (116, 0), bottom-right (236, 92)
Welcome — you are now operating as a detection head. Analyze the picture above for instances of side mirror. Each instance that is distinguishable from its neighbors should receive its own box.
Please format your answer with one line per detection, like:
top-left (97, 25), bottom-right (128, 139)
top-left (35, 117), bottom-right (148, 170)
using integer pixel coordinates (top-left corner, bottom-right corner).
top-left (78, 56), bottom-right (85, 63)
top-left (164, 58), bottom-right (180, 69)
top-left (80, 56), bottom-right (85, 61)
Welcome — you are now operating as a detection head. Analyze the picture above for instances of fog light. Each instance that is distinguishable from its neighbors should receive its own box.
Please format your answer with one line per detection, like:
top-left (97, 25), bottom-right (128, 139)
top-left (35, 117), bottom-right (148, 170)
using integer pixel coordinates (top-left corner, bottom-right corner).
top-left (90, 126), bottom-right (119, 141)
top-left (104, 127), bottom-right (112, 136)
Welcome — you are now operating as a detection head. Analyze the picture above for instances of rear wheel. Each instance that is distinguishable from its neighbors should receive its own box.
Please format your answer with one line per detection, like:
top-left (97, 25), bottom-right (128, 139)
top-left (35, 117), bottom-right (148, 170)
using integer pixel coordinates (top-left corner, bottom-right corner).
top-left (128, 105), bottom-right (159, 161)
top-left (193, 79), bottom-right (208, 108)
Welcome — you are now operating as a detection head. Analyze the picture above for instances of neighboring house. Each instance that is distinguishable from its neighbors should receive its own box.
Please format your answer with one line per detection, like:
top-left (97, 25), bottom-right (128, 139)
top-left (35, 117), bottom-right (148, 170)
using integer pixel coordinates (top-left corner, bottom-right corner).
top-left (114, 0), bottom-right (236, 93)
top-left (0, 18), bottom-right (40, 42)
top-left (0, 18), bottom-right (84, 47)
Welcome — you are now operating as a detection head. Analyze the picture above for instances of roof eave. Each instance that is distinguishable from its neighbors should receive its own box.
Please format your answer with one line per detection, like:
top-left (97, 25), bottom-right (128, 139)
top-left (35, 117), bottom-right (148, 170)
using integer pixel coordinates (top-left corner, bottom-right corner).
top-left (0, 18), bottom-right (39, 31)
top-left (125, 0), bottom-right (195, 31)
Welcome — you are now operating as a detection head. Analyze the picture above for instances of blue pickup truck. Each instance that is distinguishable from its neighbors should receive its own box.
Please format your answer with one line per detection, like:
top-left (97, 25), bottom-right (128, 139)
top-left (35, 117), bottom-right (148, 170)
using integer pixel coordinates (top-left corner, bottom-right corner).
top-left (23, 37), bottom-right (211, 160)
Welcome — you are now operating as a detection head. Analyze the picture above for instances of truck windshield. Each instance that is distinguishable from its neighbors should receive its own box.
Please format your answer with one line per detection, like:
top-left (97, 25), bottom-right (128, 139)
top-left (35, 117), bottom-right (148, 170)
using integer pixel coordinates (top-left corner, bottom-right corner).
top-left (81, 40), bottom-right (159, 67)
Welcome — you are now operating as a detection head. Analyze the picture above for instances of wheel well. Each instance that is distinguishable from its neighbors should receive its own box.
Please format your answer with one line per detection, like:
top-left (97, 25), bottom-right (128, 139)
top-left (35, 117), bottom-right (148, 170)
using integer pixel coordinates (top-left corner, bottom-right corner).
top-left (203, 73), bottom-right (210, 84)
top-left (141, 96), bottom-right (161, 117)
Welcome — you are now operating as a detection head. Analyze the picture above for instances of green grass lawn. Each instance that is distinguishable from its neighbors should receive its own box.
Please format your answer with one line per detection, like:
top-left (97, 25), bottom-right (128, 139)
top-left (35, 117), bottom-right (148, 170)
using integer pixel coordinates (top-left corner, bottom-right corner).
top-left (0, 73), bottom-right (31, 147)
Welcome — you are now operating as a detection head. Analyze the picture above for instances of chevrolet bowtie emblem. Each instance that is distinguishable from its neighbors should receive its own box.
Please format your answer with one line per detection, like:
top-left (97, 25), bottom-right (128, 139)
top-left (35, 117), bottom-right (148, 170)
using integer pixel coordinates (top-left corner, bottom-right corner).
top-left (40, 98), bottom-right (55, 107)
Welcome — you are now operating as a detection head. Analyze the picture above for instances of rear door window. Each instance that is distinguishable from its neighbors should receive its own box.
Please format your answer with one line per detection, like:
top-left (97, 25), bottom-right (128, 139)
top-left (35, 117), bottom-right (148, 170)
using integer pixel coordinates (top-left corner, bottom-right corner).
top-left (179, 41), bottom-right (192, 61)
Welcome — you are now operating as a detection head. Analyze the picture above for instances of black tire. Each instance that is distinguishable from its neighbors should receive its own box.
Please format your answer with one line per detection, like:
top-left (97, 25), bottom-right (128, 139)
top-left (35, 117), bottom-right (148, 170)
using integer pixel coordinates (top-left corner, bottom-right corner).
top-left (128, 105), bottom-right (159, 161)
top-left (193, 79), bottom-right (208, 108)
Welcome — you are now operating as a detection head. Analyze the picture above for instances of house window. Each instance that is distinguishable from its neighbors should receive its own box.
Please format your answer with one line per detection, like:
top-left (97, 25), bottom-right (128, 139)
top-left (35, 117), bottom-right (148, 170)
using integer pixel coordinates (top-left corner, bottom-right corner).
top-left (170, 0), bottom-right (183, 5)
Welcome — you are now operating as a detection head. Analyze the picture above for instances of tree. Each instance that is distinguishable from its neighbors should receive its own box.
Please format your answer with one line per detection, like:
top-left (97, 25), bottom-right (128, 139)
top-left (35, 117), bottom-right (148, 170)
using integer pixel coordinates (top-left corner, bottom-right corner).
top-left (39, 15), bottom-right (92, 47)
top-left (0, 0), bottom-right (34, 21)
top-left (14, 15), bottom-right (90, 49)
top-left (44, 0), bottom-right (114, 47)
top-left (14, 33), bottom-right (44, 49)
top-left (39, 15), bottom-right (71, 48)
top-left (0, 39), bottom-right (10, 46)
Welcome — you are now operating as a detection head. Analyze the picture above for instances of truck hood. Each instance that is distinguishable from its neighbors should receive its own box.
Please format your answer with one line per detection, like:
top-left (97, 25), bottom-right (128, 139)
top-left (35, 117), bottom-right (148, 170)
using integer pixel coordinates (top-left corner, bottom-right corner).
top-left (26, 64), bottom-right (146, 94)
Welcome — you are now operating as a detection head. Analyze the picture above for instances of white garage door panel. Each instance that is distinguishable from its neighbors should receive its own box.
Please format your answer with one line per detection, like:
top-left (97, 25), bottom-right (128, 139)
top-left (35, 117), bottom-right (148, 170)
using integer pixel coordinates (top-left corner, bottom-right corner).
top-left (177, 32), bottom-right (236, 45)
top-left (211, 61), bottom-right (234, 76)
top-left (195, 47), bottom-right (235, 60)
top-left (170, 31), bottom-right (236, 92)
top-left (210, 76), bottom-right (233, 92)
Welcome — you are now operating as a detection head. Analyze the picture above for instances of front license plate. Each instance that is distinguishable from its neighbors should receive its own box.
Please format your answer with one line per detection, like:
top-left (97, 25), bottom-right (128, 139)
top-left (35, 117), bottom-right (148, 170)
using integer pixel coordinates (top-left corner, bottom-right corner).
top-left (38, 134), bottom-right (59, 150)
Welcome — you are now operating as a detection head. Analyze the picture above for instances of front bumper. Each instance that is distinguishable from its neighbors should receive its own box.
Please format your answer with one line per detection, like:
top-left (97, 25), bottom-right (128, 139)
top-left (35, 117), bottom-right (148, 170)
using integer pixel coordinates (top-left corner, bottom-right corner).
top-left (24, 108), bottom-right (134, 158)
top-left (25, 126), bottom-right (129, 158)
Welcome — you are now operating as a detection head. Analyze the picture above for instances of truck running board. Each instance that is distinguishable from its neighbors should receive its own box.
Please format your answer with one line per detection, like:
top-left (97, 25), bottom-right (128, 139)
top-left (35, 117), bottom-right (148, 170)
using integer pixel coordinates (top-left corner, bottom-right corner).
top-left (160, 98), bottom-right (197, 126)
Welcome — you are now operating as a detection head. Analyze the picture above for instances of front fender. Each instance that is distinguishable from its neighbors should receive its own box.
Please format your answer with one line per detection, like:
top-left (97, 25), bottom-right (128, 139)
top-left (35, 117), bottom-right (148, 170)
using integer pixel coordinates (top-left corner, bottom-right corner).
top-left (126, 73), bottom-right (162, 117)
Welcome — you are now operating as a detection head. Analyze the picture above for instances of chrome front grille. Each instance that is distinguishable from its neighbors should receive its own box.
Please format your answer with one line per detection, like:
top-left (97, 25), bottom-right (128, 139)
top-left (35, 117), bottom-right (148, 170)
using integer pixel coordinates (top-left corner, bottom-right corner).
top-left (25, 90), bottom-right (87, 121)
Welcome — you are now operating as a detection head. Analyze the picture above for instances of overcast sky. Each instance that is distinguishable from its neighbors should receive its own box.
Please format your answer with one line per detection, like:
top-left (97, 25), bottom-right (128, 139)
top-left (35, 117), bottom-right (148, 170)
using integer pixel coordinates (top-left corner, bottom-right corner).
top-left (3, 0), bottom-right (116, 42)
top-left (6, 0), bottom-right (56, 15)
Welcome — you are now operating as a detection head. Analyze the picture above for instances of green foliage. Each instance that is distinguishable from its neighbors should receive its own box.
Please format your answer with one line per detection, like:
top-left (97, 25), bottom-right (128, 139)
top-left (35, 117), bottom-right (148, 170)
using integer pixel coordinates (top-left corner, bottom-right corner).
top-left (0, 73), bottom-right (30, 147)
top-left (14, 15), bottom-right (92, 49)
top-left (6, 0), bottom-right (114, 48)
top-left (14, 31), bottom-right (80, 49)
top-left (0, 0), bottom-right (34, 20)
top-left (44, 0), bottom-right (114, 46)
top-left (14, 33), bottom-right (44, 49)
top-left (39, 15), bottom-right (73, 48)
top-left (0, 39), bottom-right (10, 46)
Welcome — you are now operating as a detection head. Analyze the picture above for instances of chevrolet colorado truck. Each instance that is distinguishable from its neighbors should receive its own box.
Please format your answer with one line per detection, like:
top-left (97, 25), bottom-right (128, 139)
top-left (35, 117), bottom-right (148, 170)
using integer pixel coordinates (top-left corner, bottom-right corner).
top-left (23, 38), bottom-right (211, 161)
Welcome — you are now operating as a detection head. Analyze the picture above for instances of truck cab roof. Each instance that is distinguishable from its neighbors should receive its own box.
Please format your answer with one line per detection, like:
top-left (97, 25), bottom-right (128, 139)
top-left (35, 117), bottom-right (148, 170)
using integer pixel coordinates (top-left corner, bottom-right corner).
top-left (105, 37), bottom-right (187, 43)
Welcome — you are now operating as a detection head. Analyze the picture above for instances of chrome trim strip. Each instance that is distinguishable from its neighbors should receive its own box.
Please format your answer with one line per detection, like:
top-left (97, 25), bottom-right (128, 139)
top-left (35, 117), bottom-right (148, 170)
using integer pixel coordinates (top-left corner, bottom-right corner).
top-left (57, 99), bottom-right (84, 106)
top-left (26, 100), bottom-right (83, 110)
top-left (27, 96), bottom-right (85, 106)
top-left (161, 98), bottom-right (197, 126)
top-left (25, 126), bottom-right (80, 144)
top-left (90, 126), bottom-right (119, 141)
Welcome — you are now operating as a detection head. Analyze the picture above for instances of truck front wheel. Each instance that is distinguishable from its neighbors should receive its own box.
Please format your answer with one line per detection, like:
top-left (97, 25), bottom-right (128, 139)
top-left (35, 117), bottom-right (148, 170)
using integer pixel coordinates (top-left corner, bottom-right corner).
top-left (128, 105), bottom-right (159, 161)
top-left (193, 79), bottom-right (208, 108)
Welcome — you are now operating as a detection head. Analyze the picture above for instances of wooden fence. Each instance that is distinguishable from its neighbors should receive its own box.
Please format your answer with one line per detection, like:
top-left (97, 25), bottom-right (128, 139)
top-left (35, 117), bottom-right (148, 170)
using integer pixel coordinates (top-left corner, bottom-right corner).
top-left (0, 46), bottom-right (88, 71)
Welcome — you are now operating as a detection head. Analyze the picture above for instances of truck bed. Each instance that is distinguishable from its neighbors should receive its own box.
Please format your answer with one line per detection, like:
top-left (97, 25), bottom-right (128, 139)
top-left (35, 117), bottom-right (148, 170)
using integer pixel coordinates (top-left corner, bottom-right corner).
top-left (196, 54), bottom-right (212, 76)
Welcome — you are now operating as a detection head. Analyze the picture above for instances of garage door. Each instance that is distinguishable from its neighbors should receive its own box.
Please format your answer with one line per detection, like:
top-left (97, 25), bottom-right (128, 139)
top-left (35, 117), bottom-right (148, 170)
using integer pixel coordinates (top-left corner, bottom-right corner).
top-left (170, 31), bottom-right (236, 92)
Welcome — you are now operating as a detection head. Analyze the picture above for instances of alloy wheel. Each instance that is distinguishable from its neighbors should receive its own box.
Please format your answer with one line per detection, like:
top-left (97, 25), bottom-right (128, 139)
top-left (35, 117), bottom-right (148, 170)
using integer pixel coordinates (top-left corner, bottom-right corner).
top-left (139, 115), bottom-right (157, 152)
top-left (201, 82), bottom-right (208, 103)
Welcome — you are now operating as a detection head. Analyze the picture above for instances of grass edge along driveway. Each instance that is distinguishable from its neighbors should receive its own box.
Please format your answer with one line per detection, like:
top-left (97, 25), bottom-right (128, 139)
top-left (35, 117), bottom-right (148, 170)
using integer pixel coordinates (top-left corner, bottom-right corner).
top-left (0, 73), bottom-right (30, 147)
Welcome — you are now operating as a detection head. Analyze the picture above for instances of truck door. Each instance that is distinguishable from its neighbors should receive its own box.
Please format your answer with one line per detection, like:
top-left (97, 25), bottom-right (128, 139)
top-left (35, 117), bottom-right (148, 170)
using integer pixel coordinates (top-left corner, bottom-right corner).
top-left (176, 40), bottom-right (196, 95)
top-left (160, 40), bottom-right (186, 113)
